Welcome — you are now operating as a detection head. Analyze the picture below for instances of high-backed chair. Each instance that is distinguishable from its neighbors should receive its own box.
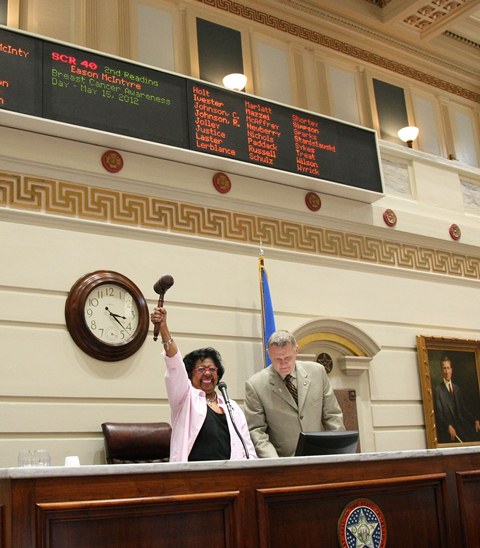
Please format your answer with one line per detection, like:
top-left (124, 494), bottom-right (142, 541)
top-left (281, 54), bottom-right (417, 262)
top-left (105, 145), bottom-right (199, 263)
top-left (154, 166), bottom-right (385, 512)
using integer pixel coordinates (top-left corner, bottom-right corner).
top-left (101, 422), bottom-right (172, 464)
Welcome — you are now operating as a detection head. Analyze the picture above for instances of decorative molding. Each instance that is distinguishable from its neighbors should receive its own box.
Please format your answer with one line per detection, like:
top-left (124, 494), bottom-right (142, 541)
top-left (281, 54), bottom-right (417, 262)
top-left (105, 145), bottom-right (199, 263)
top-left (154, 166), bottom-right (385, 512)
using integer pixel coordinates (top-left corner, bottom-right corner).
top-left (338, 356), bottom-right (373, 376)
top-left (295, 318), bottom-right (381, 357)
top-left (363, 0), bottom-right (392, 6)
top-left (195, 0), bottom-right (480, 103)
top-left (403, 0), bottom-right (470, 32)
top-left (1, 172), bottom-right (480, 280)
top-left (444, 30), bottom-right (480, 50)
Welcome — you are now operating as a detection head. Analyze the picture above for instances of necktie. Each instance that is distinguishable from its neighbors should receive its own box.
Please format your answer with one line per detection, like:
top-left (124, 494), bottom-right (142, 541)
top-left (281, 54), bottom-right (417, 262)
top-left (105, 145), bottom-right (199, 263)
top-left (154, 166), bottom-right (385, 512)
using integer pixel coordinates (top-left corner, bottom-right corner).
top-left (449, 383), bottom-right (453, 395)
top-left (284, 374), bottom-right (298, 405)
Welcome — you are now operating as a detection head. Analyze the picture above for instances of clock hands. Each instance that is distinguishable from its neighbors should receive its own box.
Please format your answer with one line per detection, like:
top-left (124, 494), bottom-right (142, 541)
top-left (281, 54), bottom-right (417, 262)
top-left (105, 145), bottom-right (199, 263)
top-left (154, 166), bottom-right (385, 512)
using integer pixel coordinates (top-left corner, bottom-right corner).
top-left (105, 307), bottom-right (126, 320)
top-left (105, 307), bottom-right (127, 330)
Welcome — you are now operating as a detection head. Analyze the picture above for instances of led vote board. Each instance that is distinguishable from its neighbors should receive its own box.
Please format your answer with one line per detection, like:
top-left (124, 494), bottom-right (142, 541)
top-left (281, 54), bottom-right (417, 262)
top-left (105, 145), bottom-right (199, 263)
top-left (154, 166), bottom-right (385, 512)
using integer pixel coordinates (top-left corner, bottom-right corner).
top-left (0, 27), bottom-right (42, 116)
top-left (0, 26), bottom-right (383, 194)
top-left (43, 41), bottom-right (188, 148)
top-left (188, 82), bottom-right (382, 191)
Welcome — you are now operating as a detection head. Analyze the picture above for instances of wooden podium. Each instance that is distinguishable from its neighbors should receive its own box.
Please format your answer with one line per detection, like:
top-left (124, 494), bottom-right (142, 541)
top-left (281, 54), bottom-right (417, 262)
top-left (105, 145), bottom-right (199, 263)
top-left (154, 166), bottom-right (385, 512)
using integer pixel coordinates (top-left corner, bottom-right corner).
top-left (1, 447), bottom-right (479, 547)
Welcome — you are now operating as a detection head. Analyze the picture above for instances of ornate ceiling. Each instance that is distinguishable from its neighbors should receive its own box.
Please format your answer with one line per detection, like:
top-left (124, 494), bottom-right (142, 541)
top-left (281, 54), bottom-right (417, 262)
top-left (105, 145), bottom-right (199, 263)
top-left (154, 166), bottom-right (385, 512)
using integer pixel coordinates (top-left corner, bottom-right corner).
top-left (267, 0), bottom-right (480, 80)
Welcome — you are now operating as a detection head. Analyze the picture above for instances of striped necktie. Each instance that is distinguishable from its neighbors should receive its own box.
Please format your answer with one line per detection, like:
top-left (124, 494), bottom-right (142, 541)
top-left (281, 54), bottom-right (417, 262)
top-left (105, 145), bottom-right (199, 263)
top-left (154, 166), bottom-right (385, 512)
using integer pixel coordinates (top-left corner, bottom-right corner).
top-left (284, 374), bottom-right (298, 405)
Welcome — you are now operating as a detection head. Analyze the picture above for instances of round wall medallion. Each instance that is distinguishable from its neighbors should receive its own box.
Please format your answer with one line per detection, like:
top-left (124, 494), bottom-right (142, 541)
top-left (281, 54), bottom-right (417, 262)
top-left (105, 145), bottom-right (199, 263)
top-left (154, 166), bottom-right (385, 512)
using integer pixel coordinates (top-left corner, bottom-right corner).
top-left (305, 192), bottom-right (321, 211)
top-left (101, 150), bottom-right (124, 173)
top-left (338, 499), bottom-right (387, 548)
top-left (316, 352), bottom-right (333, 374)
top-left (212, 172), bottom-right (232, 194)
top-left (449, 223), bottom-right (461, 241)
top-left (383, 209), bottom-right (397, 227)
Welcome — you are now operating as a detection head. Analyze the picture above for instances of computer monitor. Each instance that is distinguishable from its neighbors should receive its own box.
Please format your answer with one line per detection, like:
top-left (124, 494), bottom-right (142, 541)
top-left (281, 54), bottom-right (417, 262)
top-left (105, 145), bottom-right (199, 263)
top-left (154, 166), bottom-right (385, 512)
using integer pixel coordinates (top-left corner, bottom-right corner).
top-left (294, 430), bottom-right (359, 457)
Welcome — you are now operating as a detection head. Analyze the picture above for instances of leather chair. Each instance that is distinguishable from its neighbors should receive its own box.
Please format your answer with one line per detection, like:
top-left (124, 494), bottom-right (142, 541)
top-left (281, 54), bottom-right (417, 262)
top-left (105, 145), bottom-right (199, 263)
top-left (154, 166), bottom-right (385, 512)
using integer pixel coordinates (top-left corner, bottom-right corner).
top-left (334, 389), bottom-right (360, 451)
top-left (101, 422), bottom-right (172, 464)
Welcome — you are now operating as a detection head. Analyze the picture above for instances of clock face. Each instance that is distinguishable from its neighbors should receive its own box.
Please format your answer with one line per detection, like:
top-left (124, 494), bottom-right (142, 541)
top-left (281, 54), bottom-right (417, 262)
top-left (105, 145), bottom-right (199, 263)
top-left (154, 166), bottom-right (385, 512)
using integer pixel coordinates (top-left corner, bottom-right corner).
top-left (65, 270), bottom-right (149, 362)
top-left (84, 283), bottom-right (140, 345)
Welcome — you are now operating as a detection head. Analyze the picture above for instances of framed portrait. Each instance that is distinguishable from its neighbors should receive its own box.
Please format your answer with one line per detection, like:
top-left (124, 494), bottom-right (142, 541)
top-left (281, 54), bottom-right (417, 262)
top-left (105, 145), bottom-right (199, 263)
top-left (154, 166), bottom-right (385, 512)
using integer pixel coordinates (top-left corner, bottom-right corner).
top-left (416, 336), bottom-right (480, 448)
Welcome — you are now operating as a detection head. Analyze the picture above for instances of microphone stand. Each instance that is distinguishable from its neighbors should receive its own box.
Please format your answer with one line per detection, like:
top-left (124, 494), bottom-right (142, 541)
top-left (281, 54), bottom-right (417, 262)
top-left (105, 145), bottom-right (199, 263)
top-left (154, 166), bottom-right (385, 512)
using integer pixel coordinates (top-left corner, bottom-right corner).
top-left (217, 382), bottom-right (250, 459)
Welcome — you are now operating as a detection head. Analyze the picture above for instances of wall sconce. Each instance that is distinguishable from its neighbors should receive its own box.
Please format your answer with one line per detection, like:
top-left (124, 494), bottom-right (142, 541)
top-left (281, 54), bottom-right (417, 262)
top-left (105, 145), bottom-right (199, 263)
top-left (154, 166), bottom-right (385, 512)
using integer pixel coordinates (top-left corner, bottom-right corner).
top-left (222, 73), bottom-right (247, 91)
top-left (397, 126), bottom-right (419, 148)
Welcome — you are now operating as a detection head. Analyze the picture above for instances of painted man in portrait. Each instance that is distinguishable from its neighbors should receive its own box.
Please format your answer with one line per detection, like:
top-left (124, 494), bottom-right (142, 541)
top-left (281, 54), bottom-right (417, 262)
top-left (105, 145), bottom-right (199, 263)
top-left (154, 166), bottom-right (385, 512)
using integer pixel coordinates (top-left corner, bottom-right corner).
top-left (434, 356), bottom-right (480, 443)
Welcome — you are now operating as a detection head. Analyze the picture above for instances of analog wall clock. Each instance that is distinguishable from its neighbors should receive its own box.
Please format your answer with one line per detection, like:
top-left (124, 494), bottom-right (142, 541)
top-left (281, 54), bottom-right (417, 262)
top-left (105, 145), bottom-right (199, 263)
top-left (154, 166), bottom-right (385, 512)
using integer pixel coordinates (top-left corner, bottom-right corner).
top-left (65, 270), bottom-right (149, 361)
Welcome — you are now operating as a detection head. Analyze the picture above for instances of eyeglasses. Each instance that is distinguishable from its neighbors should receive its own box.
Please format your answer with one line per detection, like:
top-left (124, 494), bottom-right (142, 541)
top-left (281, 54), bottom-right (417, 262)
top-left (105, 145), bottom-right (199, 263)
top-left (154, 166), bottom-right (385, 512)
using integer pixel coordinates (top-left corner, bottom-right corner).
top-left (193, 366), bottom-right (218, 375)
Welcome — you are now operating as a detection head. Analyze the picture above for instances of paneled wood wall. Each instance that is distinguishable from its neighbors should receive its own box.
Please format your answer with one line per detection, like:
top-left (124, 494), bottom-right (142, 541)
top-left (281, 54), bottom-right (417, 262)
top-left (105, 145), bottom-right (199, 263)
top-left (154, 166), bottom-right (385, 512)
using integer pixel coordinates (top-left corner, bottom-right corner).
top-left (1, 449), bottom-right (479, 547)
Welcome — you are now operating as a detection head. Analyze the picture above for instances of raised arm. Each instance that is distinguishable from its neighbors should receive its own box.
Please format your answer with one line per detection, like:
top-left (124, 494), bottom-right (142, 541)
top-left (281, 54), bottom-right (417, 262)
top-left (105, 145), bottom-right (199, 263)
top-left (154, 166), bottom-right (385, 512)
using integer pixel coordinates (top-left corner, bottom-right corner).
top-left (150, 306), bottom-right (178, 357)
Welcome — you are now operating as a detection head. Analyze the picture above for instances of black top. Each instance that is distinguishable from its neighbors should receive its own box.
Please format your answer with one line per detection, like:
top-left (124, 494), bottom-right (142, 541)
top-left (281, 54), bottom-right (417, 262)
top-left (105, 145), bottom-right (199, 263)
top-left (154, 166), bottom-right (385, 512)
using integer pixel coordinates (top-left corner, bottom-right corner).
top-left (188, 405), bottom-right (231, 461)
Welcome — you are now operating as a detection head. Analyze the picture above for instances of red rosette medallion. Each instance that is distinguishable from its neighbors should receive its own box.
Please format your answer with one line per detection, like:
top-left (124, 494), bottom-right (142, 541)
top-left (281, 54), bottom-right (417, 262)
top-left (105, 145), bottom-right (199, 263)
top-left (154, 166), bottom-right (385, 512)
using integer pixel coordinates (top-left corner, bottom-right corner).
top-left (305, 191), bottom-right (321, 211)
top-left (101, 150), bottom-right (124, 173)
top-left (212, 172), bottom-right (232, 194)
top-left (449, 223), bottom-right (461, 241)
top-left (383, 208), bottom-right (397, 227)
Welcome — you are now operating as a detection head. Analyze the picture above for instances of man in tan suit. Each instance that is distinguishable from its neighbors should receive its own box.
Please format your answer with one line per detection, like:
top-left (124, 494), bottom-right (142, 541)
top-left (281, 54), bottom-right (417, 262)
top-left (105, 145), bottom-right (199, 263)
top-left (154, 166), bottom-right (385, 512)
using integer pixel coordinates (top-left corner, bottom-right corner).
top-left (244, 330), bottom-right (345, 458)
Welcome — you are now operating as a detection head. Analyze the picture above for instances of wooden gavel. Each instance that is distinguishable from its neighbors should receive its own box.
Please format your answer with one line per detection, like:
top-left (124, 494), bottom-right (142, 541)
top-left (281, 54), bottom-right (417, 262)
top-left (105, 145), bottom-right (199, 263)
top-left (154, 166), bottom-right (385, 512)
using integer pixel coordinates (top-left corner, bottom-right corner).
top-left (153, 274), bottom-right (174, 341)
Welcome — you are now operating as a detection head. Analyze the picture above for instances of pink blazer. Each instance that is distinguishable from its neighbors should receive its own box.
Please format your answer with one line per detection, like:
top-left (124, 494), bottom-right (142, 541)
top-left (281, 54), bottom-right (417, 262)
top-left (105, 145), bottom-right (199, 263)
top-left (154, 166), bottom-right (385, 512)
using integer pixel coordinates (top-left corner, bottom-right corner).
top-left (164, 351), bottom-right (257, 462)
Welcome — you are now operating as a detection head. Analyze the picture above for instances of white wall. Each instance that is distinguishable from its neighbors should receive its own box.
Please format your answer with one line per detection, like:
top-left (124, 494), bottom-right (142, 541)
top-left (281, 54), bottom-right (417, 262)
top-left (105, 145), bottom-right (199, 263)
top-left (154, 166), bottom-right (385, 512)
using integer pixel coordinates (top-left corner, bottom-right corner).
top-left (1, 113), bottom-right (479, 466)
top-left (1, 0), bottom-right (479, 466)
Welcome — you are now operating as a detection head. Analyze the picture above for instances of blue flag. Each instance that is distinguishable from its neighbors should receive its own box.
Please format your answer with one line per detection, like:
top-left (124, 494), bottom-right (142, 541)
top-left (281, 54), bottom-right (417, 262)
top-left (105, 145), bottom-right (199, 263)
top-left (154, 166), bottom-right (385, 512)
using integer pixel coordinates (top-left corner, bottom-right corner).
top-left (259, 255), bottom-right (276, 367)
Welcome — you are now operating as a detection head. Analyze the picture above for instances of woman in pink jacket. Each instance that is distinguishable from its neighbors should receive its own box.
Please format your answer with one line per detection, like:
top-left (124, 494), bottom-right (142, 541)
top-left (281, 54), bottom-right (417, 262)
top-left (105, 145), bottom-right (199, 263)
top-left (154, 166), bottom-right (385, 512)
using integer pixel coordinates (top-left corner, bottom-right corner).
top-left (151, 306), bottom-right (256, 462)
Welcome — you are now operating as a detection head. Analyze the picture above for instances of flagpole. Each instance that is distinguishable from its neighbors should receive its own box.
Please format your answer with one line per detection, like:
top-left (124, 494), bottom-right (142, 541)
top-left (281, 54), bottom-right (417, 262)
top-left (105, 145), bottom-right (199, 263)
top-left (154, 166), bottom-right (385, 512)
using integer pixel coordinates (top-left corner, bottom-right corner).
top-left (259, 243), bottom-right (276, 367)
top-left (259, 247), bottom-right (267, 367)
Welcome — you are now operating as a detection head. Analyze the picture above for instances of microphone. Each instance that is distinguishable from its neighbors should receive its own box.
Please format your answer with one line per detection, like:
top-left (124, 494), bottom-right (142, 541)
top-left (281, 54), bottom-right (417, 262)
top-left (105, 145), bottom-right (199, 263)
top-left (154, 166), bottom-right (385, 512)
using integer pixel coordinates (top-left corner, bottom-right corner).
top-left (152, 275), bottom-right (174, 341)
top-left (217, 381), bottom-right (231, 407)
top-left (217, 381), bottom-right (250, 459)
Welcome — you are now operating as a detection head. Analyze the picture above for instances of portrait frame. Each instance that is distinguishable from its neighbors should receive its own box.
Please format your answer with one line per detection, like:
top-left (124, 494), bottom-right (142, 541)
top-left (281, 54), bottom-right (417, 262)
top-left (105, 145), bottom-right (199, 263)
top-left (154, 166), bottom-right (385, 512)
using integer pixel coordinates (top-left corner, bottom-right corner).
top-left (416, 336), bottom-right (480, 448)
